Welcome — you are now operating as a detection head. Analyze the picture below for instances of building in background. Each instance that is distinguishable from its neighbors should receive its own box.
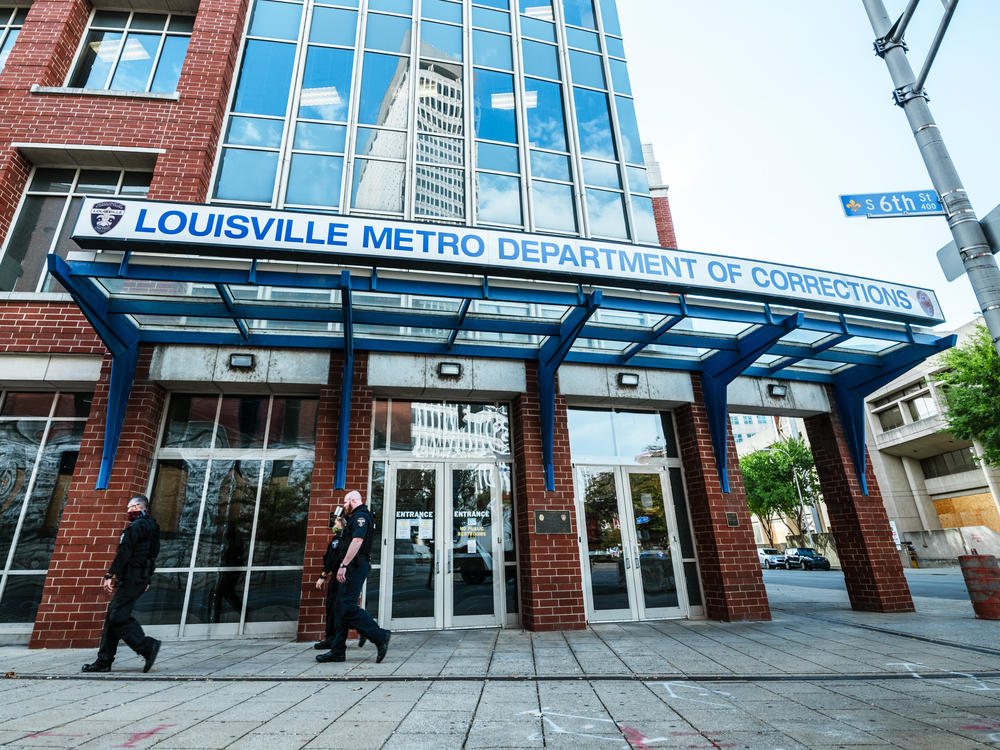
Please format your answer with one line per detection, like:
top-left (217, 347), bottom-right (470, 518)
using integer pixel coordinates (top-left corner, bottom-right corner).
top-left (866, 318), bottom-right (1000, 566)
top-left (0, 0), bottom-right (950, 647)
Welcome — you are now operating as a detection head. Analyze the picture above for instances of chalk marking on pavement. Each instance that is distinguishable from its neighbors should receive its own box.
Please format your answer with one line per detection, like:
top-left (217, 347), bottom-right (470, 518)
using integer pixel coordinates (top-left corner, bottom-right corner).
top-left (656, 681), bottom-right (734, 707)
top-left (520, 707), bottom-right (741, 748)
top-left (115, 723), bottom-right (176, 747)
top-left (888, 661), bottom-right (1000, 691)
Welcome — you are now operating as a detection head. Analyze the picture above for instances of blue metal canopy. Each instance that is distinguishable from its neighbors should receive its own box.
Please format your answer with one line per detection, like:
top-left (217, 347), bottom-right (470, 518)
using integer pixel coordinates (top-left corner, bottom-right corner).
top-left (48, 251), bottom-right (954, 493)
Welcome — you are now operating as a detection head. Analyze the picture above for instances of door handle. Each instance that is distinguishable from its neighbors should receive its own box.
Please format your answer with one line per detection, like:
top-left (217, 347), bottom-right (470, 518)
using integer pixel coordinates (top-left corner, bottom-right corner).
top-left (624, 557), bottom-right (630, 569)
top-left (635, 555), bottom-right (640, 569)
top-left (435, 559), bottom-right (440, 574)
top-left (448, 552), bottom-right (452, 574)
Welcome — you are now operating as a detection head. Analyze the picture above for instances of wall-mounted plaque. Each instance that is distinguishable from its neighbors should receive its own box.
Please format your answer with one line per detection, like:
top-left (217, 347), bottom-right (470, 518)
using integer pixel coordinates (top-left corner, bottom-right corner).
top-left (534, 510), bottom-right (572, 534)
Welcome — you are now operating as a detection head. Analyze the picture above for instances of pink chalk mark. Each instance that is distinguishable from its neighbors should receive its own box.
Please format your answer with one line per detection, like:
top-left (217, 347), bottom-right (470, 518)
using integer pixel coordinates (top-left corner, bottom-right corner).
top-left (618, 724), bottom-right (650, 748)
top-left (115, 723), bottom-right (176, 748)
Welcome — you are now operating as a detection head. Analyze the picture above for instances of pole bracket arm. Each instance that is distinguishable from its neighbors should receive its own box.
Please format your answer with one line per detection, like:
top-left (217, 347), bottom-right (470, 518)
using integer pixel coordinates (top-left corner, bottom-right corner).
top-left (892, 84), bottom-right (929, 107)
top-left (874, 36), bottom-right (907, 57)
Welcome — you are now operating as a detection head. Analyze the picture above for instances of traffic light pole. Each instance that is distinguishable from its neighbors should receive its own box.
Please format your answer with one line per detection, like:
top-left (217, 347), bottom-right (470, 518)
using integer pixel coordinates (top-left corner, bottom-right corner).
top-left (862, 0), bottom-right (1000, 358)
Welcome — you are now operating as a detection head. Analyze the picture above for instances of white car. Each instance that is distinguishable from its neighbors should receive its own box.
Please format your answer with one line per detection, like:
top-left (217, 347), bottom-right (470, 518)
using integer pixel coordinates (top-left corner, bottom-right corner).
top-left (758, 547), bottom-right (786, 569)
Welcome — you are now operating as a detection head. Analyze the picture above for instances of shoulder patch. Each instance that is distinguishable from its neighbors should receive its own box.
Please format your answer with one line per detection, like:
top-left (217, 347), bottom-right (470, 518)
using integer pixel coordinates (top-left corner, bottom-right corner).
top-left (357, 519), bottom-right (366, 526)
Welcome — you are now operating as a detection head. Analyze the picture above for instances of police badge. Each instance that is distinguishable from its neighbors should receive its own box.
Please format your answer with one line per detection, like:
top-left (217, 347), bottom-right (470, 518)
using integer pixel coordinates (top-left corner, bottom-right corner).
top-left (90, 201), bottom-right (126, 235)
top-left (916, 290), bottom-right (935, 317)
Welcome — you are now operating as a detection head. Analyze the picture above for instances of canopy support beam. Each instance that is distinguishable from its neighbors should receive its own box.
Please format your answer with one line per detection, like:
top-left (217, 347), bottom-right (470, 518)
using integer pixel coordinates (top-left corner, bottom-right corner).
top-left (700, 313), bottom-right (803, 492)
top-left (537, 291), bottom-right (601, 490)
top-left (335, 271), bottom-right (354, 490)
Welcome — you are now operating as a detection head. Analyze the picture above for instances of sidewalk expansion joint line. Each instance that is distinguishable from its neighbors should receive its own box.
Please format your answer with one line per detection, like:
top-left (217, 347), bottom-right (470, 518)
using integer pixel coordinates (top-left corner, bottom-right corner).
top-left (7, 671), bottom-right (1000, 684)
top-left (781, 609), bottom-right (1000, 657)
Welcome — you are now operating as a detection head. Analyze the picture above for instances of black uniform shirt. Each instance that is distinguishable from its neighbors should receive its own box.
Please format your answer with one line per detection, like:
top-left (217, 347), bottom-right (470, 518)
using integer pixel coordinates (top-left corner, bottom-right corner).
top-left (108, 515), bottom-right (160, 578)
top-left (344, 504), bottom-right (375, 563)
top-left (322, 531), bottom-right (344, 575)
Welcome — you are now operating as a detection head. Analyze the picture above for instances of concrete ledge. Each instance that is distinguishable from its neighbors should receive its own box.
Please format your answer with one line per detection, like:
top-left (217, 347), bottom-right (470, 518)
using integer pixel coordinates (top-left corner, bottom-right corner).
top-left (558, 364), bottom-right (693, 408)
top-left (149, 345), bottom-right (329, 392)
top-left (0, 353), bottom-right (104, 388)
top-left (368, 353), bottom-right (526, 400)
top-left (728, 376), bottom-right (830, 415)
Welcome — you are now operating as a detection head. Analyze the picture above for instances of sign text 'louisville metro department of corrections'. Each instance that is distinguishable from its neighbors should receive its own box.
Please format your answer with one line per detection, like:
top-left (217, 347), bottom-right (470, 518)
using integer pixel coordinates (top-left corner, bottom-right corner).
top-left (73, 198), bottom-right (944, 324)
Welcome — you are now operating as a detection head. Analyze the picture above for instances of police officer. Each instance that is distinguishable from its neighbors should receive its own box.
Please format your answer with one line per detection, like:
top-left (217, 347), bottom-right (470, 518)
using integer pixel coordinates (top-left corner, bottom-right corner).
top-left (316, 490), bottom-right (390, 664)
top-left (82, 495), bottom-right (162, 673)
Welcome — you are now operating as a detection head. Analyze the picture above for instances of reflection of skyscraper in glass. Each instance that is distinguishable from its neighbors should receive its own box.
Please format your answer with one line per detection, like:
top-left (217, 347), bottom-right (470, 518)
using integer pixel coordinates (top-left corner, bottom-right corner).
top-left (414, 52), bottom-right (465, 220)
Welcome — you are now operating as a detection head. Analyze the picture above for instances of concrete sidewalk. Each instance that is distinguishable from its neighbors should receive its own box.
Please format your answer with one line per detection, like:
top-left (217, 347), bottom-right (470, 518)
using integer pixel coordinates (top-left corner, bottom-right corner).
top-left (0, 572), bottom-right (998, 749)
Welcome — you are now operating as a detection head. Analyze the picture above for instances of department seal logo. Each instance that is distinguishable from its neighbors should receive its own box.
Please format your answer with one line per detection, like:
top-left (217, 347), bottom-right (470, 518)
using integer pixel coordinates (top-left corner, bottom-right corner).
top-left (916, 290), bottom-right (935, 317)
top-left (90, 201), bottom-right (126, 234)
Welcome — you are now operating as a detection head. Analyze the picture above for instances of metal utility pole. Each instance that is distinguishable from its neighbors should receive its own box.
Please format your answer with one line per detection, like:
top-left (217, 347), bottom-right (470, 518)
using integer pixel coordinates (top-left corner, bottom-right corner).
top-left (862, 0), bottom-right (1000, 358)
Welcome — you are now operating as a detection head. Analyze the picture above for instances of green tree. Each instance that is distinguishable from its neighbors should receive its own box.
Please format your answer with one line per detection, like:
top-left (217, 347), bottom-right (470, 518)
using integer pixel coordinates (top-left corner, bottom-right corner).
top-left (739, 436), bottom-right (820, 545)
top-left (937, 323), bottom-right (1000, 467)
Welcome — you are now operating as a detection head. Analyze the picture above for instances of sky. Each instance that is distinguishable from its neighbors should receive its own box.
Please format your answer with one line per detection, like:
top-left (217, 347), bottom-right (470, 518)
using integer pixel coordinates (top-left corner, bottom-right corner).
top-left (617, 0), bottom-right (1000, 331)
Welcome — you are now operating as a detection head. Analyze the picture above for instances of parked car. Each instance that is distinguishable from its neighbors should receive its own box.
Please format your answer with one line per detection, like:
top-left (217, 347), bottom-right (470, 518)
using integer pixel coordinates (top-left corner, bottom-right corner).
top-left (784, 547), bottom-right (831, 570)
top-left (758, 548), bottom-right (786, 569)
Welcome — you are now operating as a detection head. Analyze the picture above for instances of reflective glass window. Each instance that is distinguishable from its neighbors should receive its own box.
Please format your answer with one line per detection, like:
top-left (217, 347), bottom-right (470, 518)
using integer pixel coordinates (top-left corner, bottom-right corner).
top-left (293, 122), bottom-right (347, 152)
top-left (421, 20), bottom-right (462, 61)
top-left (226, 117), bottom-right (285, 148)
top-left (606, 35), bottom-right (625, 58)
top-left (521, 40), bottom-right (558, 79)
top-left (370, 0), bottom-right (410, 10)
top-left (250, 0), bottom-right (302, 40)
top-left (417, 134), bottom-right (464, 166)
top-left (423, 0), bottom-right (462, 23)
top-left (417, 60), bottom-right (464, 135)
top-left (356, 127), bottom-right (407, 158)
top-left (365, 12), bottom-right (411, 54)
top-left (565, 27), bottom-right (599, 52)
top-left (563, 0), bottom-right (596, 28)
top-left (519, 0), bottom-right (553, 20)
top-left (524, 78), bottom-right (567, 151)
top-left (569, 50), bottom-right (604, 89)
top-left (69, 12), bottom-right (194, 93)
top-left (476, 0), bottom-right (509, 9)
top-left (616, 95), bottom-right (643, 163)
top-left (586, 187), bottom-right (628, 239)
top-left (478, 142), bottom-right (519, 172)
top-left (233, 40), bottom-right (297, 116)
top-left (0, 7), bottom-right (26, 73)
top-left (631, 195), bottom-right (659, 244)
top-left (473, 69), bottom-right (517, 143)
top-left (471, 6), bottom-right (509, 32)
top-left (472, 29), bottom-right (512, 70)
top-left (415, 165), bottom-right (465, 219)
top-left (582, 158), bottom-right (620, 189)
top-left (299, 46), bottom-right (354, 121)
top-left (267, 398), bottom-right (318, 449)
top-left (573, 87), bottom-right (615, 159)
top-left (352, 158), bottom-right (406, 212)
top-left (214, 148), bottom-right (279, 203)
top-left (286, 154), bottom-right (344, 207)
top-left (477, 172), bottom-right (521, 225)
top-left (519, 16), bottom-right (554, 41)
top-left (598, 0), bottom-right (622, 36)
top-left (309, 6), bottom-right (357, 46)
top-left (609, 58), bottom-right (631, 94)
top-left (627, 165), bottom-right (650, 194)
top-left (357, 52), bottom-right (411, 126)
top-left (530, 150), bottom-right (570, 181)
top-left (532, 180), bottom-right (576, 232)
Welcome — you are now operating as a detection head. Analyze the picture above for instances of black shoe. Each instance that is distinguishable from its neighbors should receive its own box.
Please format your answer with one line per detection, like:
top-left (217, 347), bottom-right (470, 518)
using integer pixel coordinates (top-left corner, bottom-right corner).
top-left (358, 636), bottom-right (367, 648)
top-left (142, 640), bottom-right (161, 673)
top-left (314, 638), bottom-right (333, 650)
top-left (375, 632), bottom-right (391, 664)
top-left (316, 651), bottom-right (345, 663)
top-left (82, 661), bottom-right (111, 673)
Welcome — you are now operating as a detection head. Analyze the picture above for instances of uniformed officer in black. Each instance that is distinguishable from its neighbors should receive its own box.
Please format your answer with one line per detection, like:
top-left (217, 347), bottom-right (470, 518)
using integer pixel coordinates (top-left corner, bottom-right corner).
top-left (312, 511), bottom-right (346, 650)
top-left (316, 490), bottom-right (390, 663)
top-left (82, 495), bottom-right (162, 673)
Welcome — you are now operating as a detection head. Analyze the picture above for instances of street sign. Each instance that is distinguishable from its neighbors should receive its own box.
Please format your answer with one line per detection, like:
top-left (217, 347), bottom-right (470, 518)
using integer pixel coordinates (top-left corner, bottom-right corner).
top-left (840, 190), bottom-right (944, 218)
top-left (937, 202), bottom-right (1000, 281)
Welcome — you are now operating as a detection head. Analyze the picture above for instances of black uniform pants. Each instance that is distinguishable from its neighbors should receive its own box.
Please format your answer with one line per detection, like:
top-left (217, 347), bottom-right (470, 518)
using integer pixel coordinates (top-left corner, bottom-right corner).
top-left (97, 577), bottom-right (154, 664)
top-left (330, 561), bottom-right (387, 656)
top-left (323, 577), bottom-right (339, 639)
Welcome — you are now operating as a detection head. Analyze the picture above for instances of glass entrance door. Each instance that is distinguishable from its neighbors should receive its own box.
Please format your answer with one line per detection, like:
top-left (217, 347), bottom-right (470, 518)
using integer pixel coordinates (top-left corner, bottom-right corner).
top-left (383, 462), bottom-right (504, 630)
top-left (575, 467), bottom-right (686, 622)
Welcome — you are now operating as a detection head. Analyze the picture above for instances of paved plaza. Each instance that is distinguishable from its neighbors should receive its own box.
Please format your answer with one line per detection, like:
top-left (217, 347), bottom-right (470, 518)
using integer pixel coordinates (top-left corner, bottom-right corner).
top-left (1, 569), bottom-right (998, 749)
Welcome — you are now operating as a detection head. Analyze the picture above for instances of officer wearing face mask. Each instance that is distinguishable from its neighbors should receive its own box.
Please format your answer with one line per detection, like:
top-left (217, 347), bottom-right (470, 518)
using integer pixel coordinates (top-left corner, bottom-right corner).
top-left (82, 495), bottom-right (162, 673)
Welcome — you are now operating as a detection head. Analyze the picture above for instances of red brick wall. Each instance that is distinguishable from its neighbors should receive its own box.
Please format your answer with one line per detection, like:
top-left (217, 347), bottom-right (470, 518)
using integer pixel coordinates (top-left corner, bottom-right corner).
top-left (652, 194), bottom-right (678, 248)
top-left (31, 347), bottom-right (166, 648)
top-left (511, 365), bottom-right (586, 631)
top-left (674, 374), bottom-right (770, 621)
top-left (804, 391), bottom-right (914, 612)
top-left (0, 301), bottom-right (103, 353)
top-left (296, 352), bottom-right (373, 642)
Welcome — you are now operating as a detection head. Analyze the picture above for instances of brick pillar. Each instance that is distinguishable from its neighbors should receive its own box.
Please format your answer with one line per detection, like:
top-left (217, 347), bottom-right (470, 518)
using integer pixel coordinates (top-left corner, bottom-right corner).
top-left (296, 352), bottom-right (373, 642)
top-left (804, 390), bottom-right (914, 612)
top-left (674, 374), bottom-right (770, 621)
top-left (30, 348), bottom-right (166, 648)
top-left (511, 364), bottom-right (586, 631)
top-left (651, 190), bottom-right (678, 248)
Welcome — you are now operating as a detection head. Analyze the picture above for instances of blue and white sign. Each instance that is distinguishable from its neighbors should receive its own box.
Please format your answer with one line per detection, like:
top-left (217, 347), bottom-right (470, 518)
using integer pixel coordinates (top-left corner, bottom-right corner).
top-left (840, 190), bottom-right (944, 218)
top-left (71, 198), bottom-right (945, 323)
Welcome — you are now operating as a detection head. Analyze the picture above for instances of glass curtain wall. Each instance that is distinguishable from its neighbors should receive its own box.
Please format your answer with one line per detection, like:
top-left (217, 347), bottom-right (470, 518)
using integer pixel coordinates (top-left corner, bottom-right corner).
top-left (212, 0), bottom-right (657, 242)
top-left (139, 394), bottom-right (317, 636)
top-left (0, 392), bottom-right (91, 625)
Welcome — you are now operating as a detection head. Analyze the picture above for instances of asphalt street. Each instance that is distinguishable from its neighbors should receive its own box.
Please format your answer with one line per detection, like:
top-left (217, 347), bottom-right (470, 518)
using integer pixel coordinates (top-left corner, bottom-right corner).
top-left (763, 566), bottom-right (971, 600)
top-left (1, 566), bottom-right (997, 749)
